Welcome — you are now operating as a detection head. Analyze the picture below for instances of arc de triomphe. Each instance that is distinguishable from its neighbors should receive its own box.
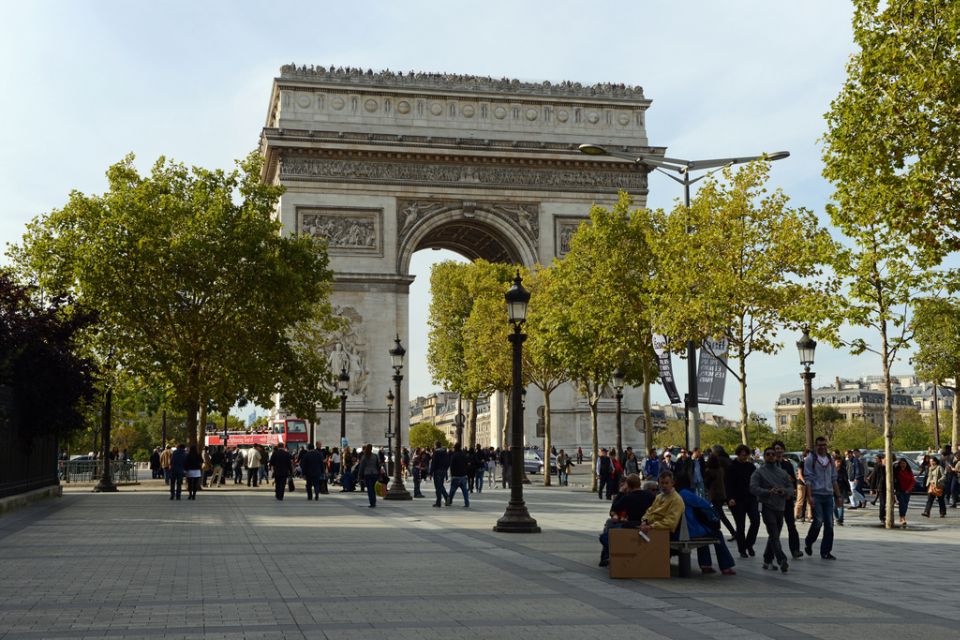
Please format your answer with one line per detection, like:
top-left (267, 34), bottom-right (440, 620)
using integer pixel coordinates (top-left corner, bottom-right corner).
top-left (260, 65), bottom-right (663, 450)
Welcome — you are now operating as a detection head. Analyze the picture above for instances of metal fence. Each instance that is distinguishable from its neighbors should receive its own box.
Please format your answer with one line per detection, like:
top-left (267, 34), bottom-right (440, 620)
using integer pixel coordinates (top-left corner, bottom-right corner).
top-left (0, 386), bottom-right (60, 500)
top-left (59, 460), bottom-right (138, 484)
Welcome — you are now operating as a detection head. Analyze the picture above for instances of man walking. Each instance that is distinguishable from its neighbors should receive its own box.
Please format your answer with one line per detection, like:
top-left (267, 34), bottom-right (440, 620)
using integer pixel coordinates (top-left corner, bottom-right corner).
top-left (448, 443), bottom-right (470, 507)
top-left (846, 450), bottom-right (866, 508)
top-left (751, 447), bottom-right (795, 573)
top-left (596, 448), bottom-right (613, 500)
top-left (159, 445), bottom-right (173, 486)
top-left (430, 441), bottom-right (451, 507)
top-left (269, 443), bottom-right (294, 501)
top-left (169, 444), bottom-right (186, 500)
top-left (245, 446), bottom-right (261, 487)
top-left (773, 440), bottom-right (803, 560)
top-left (868, 453), bottom-right (887, 523)
top-left (803, 436), bottom-right (842, 560)
top-left (299, 443), bottom-right (325, 500)
top-left (498, 446), bottom-right (511, 489)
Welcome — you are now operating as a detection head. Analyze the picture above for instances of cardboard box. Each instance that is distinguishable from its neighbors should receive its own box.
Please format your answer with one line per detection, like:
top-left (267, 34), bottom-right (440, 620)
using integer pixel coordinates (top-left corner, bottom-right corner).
top-left (608, 527), bottom-right (670, 579)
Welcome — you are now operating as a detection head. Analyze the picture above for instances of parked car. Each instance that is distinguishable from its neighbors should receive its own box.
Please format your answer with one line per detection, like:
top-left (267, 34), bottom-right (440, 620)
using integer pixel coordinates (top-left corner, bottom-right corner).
top-left (523, 450), bottom-right (557, 474)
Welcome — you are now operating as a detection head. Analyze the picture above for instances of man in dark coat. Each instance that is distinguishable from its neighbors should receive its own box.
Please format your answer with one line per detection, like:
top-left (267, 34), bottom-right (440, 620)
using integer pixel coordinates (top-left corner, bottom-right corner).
top-left (298, 443), bottom-right (325, 501)
top-left (430, 441), bottom-right (451, 507)
top-left (269, 444), bottom-right (294, 501)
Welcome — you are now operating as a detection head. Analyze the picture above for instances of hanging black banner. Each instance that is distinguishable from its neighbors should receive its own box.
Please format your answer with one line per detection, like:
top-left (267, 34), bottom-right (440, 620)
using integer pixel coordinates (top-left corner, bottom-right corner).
top-left (697, 338), bottom-right (729, 405)
top-left (652, 334), bottom-right (682, 404)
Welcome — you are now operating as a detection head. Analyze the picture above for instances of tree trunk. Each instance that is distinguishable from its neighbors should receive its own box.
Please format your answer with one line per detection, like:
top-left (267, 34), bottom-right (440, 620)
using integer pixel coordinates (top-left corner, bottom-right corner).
top-left (468, 396), bottom-right (478, 450)
top-left (501, 389), bottom-right (509, 451)
top-left (543, 388), bottom-right (552, 487)
top-left (739, 357), bottom-right (749, 446)
top-left (642, 370), bottom-right (653, 454)
top-left (952, 381), bottom-right (959, 453)
top-left (590, 389), bottom-right (599, 493)
top-left (880, 321), bottom-right (894, 529)
top-left (198, 402), bottom-right (208, 451)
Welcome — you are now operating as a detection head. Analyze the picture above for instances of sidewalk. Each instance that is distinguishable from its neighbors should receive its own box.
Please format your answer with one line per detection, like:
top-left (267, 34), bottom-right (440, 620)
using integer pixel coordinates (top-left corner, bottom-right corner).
top-left (1, 480), bottom-right (957, 639)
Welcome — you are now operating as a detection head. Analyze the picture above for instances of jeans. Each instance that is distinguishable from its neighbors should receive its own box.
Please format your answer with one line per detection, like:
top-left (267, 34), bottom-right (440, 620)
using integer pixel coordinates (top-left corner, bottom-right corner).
top-left (247, 468), bottom-right (259, 487)
top-left (412, 468), bottom-right (424, 497)
top-left (712, 499), bottom-right (737, 538)
top-left (761, 505), bottom-right (787, 565)
top-left (186, 476), bottom-right (200, 499)
top-left (731, 499), bottom-right (760, 554)
top-left (474, 469), bottom-right (484, 493)
top-left (896, 491), bottom-right (910, 518)
top-left (598, 520), bottom-right (638, 563)
top-left (234, 466), bottom-right (243, 483)
top-left (696, 535), bottom-right (736, 571)
top-left (834, 502), bottom-right (845, 523)
top-left (805, 493), bottom-right (835, 556)
top-left (849, 480), bottom-right (865, 507)
top-left (449, 476), bottom-right (470, 506)
top-left (163, 468), bottom-right (171, 486)
top-left (434, 473), bottom-right (449, 505)
top-left (304, 475), bottom-right (321, 499)
top-left (169, 472), bottom-right (183, 499)
top-left (365, 474), bottom-right (378, 506)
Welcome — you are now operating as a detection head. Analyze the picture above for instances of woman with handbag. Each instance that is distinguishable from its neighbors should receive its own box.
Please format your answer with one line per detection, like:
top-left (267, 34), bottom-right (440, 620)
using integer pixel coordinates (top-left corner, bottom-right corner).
top-left (922, 457), bottom-right (947, 518)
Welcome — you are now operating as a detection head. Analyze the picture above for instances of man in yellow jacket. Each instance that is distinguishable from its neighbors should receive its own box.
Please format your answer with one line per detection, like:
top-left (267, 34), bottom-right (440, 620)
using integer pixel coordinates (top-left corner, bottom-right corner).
top-left (159, 445), bottom-right (173, 486)
top-left (640, 470), bottom-right (685, 534)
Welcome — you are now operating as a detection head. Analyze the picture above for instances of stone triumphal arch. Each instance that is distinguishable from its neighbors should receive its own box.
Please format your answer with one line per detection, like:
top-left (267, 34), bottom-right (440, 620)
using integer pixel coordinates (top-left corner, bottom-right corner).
top-left (260, 65), bottom-right (664, 449)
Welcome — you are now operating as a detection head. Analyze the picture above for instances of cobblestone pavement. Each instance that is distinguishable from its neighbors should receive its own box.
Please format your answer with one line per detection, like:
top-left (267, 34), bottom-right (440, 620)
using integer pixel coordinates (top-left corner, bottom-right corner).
top-left (1, 478), bottom-right (958, 639)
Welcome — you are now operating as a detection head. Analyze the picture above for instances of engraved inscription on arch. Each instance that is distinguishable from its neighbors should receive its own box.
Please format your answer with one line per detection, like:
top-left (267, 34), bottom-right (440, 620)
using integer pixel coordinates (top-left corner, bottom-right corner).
top-left (297, 207), bottom-right (383, 256)
top-left (554, 216), bottom-right (589, 258)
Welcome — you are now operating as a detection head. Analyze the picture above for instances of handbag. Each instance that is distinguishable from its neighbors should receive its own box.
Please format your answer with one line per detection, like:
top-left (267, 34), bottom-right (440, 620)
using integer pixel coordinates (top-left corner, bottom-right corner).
top-left (929, 484), bottom-right (944, 497)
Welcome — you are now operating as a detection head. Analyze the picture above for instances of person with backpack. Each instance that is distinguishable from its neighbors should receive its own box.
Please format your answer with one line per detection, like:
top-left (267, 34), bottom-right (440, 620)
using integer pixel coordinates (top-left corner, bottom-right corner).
top-left (596, 448), bottom-right (613, 500)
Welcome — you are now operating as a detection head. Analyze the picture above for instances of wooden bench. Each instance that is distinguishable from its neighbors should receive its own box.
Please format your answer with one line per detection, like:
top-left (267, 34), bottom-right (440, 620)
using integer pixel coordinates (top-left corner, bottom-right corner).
top-left (668, 512), bottom-right (717, 577)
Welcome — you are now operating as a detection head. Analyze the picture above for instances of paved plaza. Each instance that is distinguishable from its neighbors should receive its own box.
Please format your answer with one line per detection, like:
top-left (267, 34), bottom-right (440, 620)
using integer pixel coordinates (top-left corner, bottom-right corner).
top-left (1, 478), bottom-right (959, 640)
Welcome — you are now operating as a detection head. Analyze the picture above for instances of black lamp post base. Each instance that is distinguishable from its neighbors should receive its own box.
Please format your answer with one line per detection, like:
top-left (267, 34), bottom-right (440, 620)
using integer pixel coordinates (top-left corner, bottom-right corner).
top-left (493, 502), bottom-right (540, 533)
top-left (93, 479), bottom-right (118, 493)
top-left (384, 480), bottom-right (412, 500)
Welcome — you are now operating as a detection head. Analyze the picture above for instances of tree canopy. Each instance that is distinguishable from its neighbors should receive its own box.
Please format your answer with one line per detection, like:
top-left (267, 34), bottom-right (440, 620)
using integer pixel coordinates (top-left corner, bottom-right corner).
top-left (10, 152), bottom-right (338, 447)
top-left (822, 0), bottom-right (960, 261)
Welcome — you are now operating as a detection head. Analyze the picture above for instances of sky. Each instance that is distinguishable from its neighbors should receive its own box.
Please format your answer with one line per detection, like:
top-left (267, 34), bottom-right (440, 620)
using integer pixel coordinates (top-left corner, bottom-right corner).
top-left (0, 0), bottom-right (934, 422)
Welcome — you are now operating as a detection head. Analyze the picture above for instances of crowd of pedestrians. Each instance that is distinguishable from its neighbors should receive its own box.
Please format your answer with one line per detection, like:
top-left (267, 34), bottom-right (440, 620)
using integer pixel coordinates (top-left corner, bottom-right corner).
top-left (595, 437), bottom-right (960, 576)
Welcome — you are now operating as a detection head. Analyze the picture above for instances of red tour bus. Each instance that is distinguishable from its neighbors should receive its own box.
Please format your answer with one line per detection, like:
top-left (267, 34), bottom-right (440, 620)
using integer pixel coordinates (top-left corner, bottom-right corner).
top-left (204, 418), bottom-right (308, 450)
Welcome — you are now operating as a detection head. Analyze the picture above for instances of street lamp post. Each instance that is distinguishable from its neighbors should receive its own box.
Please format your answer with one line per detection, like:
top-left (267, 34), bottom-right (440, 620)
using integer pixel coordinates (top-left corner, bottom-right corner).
top-left (337, 366), bottom-right (350, 444)
top-left (613, 367), bottom-right (625, 455)
top-left (796, 326), bottom-right (817, 450)
top-left (385, 389), bottom-right (395, 475)
top-left (94, 387), bottom-right (117, 492)
top-left (578, 143), bottom-right (789, 451)
top-left (494, 273), bottom-right (540, 533)
top-left (385, 336), bottom-right (412, 500)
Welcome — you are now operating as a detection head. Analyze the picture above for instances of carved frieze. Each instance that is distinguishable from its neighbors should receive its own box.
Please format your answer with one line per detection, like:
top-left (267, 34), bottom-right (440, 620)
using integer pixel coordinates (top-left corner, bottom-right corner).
top-left (554, 216), bottom-right (589, 258)
top-left (396, 199), bottom-right (539, 251)
top-left (282, 157), bottom-right (643, 193)
top-left (325, 305), bottom-right (367, 398)
top-left (297, 207), bottom-right (382, 256)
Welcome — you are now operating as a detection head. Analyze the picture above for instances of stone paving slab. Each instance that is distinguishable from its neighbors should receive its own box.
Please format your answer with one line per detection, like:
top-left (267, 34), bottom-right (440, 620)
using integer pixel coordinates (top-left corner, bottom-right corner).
top-left (1, 480), bottom-right (958, 639)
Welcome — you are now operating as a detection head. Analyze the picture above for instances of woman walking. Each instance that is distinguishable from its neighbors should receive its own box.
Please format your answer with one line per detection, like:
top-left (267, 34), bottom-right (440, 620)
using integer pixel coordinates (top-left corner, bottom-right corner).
top-left (725, 444), bottom-right (760, 558)
top-left (356, 444), bottom-right (383, 508)
top-left (894, 458), bottom-right (915, 527)
top-left (704, 446), bottom-right (737, 540)
top-left (834, 451), bottom-right (850, 525)
top-left (185, 445), bottom-right (203, 500)
top-left (922, 456), bottom-right (947, 518)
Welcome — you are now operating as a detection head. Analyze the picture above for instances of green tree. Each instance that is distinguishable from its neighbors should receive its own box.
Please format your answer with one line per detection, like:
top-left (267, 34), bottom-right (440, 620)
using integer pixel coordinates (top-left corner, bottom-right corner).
top-left (649, 161), bottom-right (836, 445)
top-left (831, 420), bottom-right (883, 451)
top-left (408, 422), bottom-right (450, 450)
top-left (822, 0), bottom-right (960, 261)
top-left (523, 266), bottom-right (569, 486)
top-left (10, 153), bottom-right (338, 449)
top-left (911, 297), bottom-right (960, 450)
top-left (794, 405), bottom-right (846, 441)
top-left (891, 409), bottom-right (934, 451)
